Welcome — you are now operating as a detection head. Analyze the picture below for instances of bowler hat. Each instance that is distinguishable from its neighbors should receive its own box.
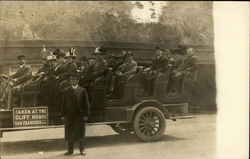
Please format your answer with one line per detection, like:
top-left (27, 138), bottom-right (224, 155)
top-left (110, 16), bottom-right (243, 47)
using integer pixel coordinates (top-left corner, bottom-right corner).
top-left (80, 55), bottom-right (88, 61)
top-left (17, 55), bottom-right (25, 60)
top-left (154, 46), bottom-right (163, 51)
top-left (125, 51), bottom-right (133, 57)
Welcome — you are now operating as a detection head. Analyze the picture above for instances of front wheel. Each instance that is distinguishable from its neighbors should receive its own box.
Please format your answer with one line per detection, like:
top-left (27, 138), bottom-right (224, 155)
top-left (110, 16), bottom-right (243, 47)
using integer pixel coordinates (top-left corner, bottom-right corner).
top-left (133, 106), bottom-right (166, 142)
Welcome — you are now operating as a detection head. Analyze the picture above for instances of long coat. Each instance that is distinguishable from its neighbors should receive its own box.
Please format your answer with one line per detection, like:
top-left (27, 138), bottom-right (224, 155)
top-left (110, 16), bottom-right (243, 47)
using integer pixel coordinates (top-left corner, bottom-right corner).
top-left (10, 64), bottom-right (32, 86)
top-left (61, 86), bottom-right (90, 142)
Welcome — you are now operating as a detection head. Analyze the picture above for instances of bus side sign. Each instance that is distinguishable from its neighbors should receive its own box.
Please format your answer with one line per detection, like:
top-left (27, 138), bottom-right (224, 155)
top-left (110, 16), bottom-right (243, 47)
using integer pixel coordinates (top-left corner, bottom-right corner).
top-left (13, 107), bottom-right (49, 127)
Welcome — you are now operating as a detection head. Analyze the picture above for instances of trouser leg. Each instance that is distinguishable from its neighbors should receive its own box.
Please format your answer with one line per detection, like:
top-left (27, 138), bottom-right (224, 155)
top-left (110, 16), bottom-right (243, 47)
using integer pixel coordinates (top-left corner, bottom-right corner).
top-left (68, 141), bottom-right (74, 153)
top-left (79, 122), bottom-right (86, 152)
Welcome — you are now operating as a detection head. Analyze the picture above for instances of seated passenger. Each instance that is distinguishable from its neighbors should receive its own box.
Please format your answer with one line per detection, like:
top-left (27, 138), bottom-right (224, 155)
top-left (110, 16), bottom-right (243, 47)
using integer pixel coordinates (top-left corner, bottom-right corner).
top-left (56, 48), bottom-right (78, 86)
top-left (115, 51), bottom-right (137, 77)
top-left (9, 55), bottom-right (32, 87)
top-left (173, 47), bottom-right (199, 78)
top-left (88, 47), bottom-right (108, 80)
top-left (171, 46), bottom-right (199, 93)
top-left (112, 51), bottom-right (126, 72)
top-left (141, 46), bottom-right (170, 96)
top-left (78, 55), bottom-right (89, 77)
top-left (53, 48), bottom-right (67, 77)
top-left (107, 51), bottom-right (137, 99)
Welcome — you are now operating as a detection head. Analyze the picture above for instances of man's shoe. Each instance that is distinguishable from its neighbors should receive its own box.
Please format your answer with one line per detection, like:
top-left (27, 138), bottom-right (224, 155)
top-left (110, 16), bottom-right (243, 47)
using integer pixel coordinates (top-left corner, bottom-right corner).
top-left (64, 151), bottom-right (73, 155)
top-left (80, 150), bottom-right (86, 156)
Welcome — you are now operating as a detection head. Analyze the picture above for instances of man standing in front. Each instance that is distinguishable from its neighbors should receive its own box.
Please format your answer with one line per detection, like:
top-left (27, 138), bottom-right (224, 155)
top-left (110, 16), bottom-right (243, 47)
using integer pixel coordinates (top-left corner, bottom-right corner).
top-left (61, 73), bottom-right (90, 156)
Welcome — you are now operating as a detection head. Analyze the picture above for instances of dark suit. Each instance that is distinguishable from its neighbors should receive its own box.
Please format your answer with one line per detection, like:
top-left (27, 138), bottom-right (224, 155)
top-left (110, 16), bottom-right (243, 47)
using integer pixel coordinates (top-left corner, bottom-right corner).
top-left (10, 64), bottom-right (32, 87)
top-left (61, 85), bottom-right (90, 152)
top-left (57, 62), bottom-right (78, 83)
top-left (141, 56), bottom-right (170, 96)
top-left (150, 56), bottom-right (169, 72)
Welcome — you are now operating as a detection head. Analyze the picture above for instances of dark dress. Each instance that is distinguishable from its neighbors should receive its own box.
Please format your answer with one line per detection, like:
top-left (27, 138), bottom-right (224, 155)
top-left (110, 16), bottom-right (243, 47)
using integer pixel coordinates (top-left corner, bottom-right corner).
top-left (61, 86), bottom-right (90, 142)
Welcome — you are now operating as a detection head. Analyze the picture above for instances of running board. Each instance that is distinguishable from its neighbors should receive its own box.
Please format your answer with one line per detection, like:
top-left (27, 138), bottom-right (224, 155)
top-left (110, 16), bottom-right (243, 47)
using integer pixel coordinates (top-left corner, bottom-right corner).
top-left (169, 116), bottom-right (195, 121)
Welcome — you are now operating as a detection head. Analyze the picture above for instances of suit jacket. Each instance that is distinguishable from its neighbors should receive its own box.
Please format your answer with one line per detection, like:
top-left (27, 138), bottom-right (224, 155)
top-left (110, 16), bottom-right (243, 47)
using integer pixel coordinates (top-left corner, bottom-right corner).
top-left (57, 62), bottom-right (77, 82)
top-left (10, 64), bottom-right (32, 86)
top-left (117, 60), bottom-right (137, 76)
top-left (90, 59), bottom-right (107, 78)
top-left (177, 55), bottom-right (199, 73)
top-left (150, 56), bottom-right (169, 72)
top-left (61, 86), bottom-right (90, 118)
top-left (61, 85), bottom-right (90, 141)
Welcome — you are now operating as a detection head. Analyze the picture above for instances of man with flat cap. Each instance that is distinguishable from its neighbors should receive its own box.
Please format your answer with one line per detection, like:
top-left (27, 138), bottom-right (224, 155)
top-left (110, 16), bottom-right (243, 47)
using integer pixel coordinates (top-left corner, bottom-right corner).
top-left (61, 73), bottom-right (90, 156)
top-left (9, 55), bottom-right (32, 87)
top-left (141, 46), bottom-right (170, 96)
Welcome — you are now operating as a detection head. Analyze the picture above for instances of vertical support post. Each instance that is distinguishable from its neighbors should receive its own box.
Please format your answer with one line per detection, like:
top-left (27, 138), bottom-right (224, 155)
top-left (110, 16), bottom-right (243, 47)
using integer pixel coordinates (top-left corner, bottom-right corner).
top-left (0, 130), bottom-right (2, 159)
top-left (6, 82), bottom-right (11, 110)
top-left (181, 103), bottom-right (189, 115)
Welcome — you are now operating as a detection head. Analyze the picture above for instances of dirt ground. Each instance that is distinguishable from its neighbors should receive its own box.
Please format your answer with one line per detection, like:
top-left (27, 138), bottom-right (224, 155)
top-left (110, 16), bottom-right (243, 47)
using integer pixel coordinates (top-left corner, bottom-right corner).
top-left (1, 113), bottom-right (216, 159)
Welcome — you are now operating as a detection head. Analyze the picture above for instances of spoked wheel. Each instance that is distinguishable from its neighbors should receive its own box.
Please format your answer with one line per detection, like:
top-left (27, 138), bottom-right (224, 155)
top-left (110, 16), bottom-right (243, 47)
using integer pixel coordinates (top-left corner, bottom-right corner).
top-left (110, 123), bottom-right (133, 134)
top-left (133, 106), bottom-right (166, 142)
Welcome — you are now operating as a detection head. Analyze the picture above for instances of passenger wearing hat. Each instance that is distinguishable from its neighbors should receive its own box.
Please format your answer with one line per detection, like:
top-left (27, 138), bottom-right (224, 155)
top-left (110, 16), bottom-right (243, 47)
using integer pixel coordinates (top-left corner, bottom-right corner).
top-left (9, 55), bottom-right (32, 87)
top-left (141, 46), bottom-right (170, 96)
top-left (56, 48), bottom-right (78, 83)
top-left (53, 48), bottom-right (67, 77)
top-left (112, 51), bottom-right (126, 72)
top-left (116, 51), bottom-right (137, 76)
top-left (88, 47), bottom-right (108, 79)
top-left (108, 51), bottom-right (138, 98)
top-left (172, 46), bottom-right (199, 79)
top-left (77, 55), bottom-right (89, 76)
top-left (169, 46), bottom-right (199, 93)
top-left (61, 73), bottom-right (90, 156)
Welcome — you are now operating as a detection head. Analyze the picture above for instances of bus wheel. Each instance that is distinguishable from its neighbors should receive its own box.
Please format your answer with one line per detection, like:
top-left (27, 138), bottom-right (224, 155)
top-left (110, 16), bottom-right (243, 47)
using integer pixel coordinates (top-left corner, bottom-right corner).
top-left (110, 123), bottom-right (133, 134)
top-left (133, 106), bottom-right (166, 142)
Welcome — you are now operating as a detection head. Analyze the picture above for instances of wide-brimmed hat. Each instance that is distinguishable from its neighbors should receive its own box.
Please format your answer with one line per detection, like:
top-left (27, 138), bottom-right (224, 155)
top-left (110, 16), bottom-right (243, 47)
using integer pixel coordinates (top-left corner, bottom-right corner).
top-left (17, 55), bottom-right (25, 60)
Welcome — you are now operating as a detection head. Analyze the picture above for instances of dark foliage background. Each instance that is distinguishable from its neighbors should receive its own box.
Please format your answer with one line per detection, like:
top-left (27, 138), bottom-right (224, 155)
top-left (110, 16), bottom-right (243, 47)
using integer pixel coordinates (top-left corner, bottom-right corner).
top-left (0, 1), bottom-right (213, 45)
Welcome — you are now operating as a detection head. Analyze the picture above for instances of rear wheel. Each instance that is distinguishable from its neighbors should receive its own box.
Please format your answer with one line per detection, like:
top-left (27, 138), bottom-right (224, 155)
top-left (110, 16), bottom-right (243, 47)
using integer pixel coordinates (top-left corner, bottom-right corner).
top-left (133, 106), bottom-right (166, 142)
top-left (110, 123), bottom-right (133, 134)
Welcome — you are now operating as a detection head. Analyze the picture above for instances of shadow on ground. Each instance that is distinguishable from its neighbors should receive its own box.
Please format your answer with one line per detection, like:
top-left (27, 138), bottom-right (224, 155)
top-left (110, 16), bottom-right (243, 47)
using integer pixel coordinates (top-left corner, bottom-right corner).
top-left (2, 134), bottom-right (184, 156)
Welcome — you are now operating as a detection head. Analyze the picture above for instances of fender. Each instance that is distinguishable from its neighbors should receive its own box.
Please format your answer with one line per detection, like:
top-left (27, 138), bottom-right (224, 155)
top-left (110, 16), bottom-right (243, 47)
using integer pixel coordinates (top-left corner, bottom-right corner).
top-left (128, 99), bottom-right (171, 121)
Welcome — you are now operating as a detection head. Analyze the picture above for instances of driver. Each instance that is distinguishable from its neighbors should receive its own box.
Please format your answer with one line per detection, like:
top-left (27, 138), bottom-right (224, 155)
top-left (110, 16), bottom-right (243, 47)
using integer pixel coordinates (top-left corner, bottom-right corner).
top-left (9, 55), bottom-right (32, 87)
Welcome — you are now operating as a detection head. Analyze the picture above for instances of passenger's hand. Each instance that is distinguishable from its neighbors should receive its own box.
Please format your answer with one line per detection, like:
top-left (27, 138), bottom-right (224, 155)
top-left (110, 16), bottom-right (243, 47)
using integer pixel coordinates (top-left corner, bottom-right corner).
top-left (116, 71), bottom-right (122, 76)
top-left (61, 117), bottom-right (65, 121)
top-left (12, 78), bottom-right (17, 82)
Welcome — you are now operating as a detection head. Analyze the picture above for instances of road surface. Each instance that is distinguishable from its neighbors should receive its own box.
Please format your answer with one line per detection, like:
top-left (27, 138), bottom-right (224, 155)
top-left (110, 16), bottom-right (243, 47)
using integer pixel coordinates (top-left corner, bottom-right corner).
top-left (1, 113), bottom-right (216, 159)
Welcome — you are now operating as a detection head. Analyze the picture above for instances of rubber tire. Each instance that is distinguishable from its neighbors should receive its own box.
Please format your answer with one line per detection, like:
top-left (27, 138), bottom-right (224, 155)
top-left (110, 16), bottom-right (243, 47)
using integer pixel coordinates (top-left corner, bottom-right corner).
top-left (110, 123), bottom-right (133, 134)
top-left (133, 106), bottom-right (166, 142)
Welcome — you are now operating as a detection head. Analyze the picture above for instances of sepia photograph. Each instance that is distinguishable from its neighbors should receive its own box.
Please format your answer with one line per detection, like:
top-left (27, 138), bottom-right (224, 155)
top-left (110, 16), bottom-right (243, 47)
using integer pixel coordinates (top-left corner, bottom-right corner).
top-left (0, 1), bottom-right (248, 159)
